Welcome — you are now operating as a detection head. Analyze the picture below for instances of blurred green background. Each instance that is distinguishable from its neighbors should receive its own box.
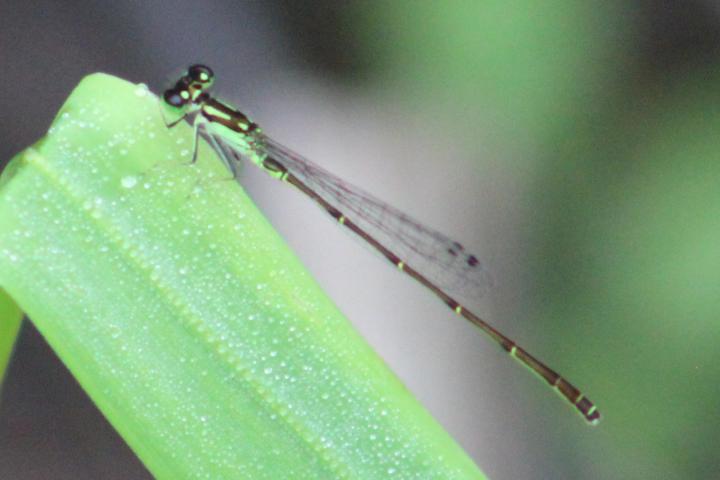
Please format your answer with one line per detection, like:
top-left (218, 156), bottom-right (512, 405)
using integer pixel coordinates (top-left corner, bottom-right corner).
top-left (1, 1), bottom-right (719, 479)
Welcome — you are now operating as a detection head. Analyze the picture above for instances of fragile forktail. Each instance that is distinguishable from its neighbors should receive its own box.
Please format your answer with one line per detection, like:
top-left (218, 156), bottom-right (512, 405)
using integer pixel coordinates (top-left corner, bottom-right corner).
top-left (161, 65), bottom-right (600, 425)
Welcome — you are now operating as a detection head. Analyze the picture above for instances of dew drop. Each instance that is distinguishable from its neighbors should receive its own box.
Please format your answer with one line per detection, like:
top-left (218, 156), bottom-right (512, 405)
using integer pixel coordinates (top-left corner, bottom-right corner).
top-left (121, 176), bottom-right (138, 189)
top-left (134, 84), bottom-right (149, 97)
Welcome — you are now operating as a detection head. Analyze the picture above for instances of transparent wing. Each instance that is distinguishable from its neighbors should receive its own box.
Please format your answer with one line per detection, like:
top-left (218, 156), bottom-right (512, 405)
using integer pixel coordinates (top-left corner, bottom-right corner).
top-left (226, 133), bottom-right (494, 301)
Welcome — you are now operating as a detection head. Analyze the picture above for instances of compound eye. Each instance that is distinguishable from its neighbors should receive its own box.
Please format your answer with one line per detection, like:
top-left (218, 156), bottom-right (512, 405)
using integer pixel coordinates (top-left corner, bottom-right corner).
top-left (163, 88), bottom-right (188, 107)
top-left (188, 64), bottom-right (214, 84)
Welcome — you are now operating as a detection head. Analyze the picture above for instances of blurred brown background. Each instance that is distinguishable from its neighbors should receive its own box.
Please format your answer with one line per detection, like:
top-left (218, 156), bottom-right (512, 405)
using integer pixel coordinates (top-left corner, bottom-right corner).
top-left (2, 1), bottom-right (720, 479)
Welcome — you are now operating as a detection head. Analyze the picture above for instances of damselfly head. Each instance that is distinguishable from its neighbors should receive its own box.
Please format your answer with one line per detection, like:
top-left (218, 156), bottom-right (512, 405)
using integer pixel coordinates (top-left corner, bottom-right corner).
top-left (162, 65), bottom-right (215, 111)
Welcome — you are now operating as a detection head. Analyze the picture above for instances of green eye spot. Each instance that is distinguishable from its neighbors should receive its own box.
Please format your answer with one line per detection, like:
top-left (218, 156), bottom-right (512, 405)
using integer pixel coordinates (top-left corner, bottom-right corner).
top-left (180, 90), bottom-right (190, 100)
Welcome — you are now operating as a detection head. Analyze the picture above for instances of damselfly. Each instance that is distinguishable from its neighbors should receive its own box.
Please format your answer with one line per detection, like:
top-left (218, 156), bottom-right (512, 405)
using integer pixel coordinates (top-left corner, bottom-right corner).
top-left (161, 65), bottom-right (600, 425)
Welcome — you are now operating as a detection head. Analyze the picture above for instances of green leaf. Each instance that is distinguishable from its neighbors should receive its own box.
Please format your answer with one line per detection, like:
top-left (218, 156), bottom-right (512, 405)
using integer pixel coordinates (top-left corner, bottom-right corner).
top-left (0, 74), bottom-right (486, 479)
top-left (0, 289), bottom-right (22, 393)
